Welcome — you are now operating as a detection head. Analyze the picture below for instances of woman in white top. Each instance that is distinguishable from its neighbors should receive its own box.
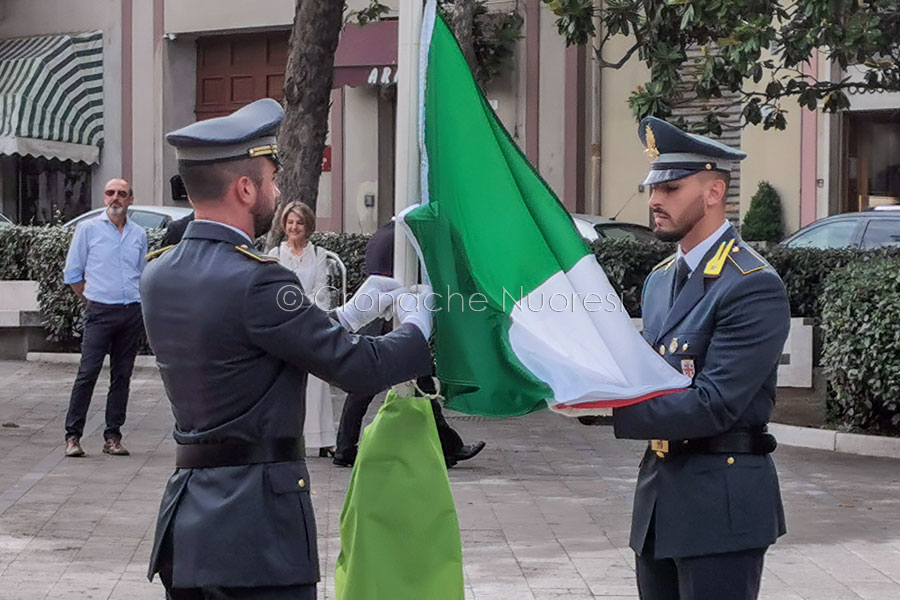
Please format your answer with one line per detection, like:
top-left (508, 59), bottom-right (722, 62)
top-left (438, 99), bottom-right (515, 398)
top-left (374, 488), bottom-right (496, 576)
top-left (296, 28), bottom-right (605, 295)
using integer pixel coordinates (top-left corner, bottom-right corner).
top-left (268, 201), bottom-right (336, 457)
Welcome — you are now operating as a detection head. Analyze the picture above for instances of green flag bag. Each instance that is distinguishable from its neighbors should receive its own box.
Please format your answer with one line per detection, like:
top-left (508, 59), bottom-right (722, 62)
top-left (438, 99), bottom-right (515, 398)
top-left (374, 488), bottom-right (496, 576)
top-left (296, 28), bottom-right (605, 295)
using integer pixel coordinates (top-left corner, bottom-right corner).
top-left (334, 385), bottom-right (464, 600)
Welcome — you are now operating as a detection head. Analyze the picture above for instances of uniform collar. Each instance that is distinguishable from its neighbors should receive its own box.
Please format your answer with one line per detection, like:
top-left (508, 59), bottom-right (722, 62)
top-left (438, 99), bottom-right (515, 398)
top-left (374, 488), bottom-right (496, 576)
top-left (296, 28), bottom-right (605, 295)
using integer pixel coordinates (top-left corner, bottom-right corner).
top-left (677, 220), bottom-right (731, 273)
top-left (185, 219), bottom-right (254, 246)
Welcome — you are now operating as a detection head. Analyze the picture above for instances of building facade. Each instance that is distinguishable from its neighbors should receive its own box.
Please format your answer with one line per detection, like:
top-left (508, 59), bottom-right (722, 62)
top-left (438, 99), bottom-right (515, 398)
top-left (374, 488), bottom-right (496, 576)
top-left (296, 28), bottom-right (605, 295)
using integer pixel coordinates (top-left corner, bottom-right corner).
top-left (1, 0), bottom-right (895, 236)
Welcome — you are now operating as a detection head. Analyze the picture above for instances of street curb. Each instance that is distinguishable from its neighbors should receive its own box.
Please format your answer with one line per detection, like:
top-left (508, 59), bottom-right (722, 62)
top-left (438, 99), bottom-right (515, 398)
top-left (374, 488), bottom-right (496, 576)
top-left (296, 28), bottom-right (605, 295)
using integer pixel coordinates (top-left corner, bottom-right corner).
top-left (19, 353), bottom-right (900, 461)
top-left (769, 423), bottom-right (900, 460)
top-left (26, 352), bottom-right (158, 369)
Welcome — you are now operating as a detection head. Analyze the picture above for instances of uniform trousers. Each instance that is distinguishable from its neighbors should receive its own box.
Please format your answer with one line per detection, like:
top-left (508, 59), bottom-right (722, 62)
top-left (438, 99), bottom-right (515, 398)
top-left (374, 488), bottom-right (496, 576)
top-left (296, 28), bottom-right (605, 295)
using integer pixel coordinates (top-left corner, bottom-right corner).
top-left (64, 301), bottom-right (143, 441)
top-left (636, 517), bottom-right (766, 600)
top-left (157, 530), bottom-right (316, 600)
top-left (335, 320), bottom-right (464, 461)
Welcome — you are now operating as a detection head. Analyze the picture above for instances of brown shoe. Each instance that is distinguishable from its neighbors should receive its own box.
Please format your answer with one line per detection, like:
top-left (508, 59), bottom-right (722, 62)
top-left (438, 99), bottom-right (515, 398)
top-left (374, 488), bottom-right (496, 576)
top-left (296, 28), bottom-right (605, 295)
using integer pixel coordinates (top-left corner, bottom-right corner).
top-left (102, 438), bottom-right (130, 456)
top-left (65, 437), bottom-right (85, 457)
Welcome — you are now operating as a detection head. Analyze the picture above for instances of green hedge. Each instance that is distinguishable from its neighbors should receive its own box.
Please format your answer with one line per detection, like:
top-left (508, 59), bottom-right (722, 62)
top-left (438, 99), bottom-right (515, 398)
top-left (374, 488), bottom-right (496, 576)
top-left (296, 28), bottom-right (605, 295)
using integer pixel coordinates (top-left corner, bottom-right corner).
top-left (590, 238), bottom-right (674, 316)
top-left (764, 246), bottom-right (900, 320)
top-left (821, 258), bottom-right (900, 434)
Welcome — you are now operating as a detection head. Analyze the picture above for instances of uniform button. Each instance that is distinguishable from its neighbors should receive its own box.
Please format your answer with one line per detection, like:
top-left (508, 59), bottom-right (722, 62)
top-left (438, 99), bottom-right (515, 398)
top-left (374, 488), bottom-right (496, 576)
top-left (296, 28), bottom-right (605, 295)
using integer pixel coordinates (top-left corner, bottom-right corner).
top-left (727, 457), bottom-right (735, 465)
top-left (298, 478), bottom-right (306, 488)
top-left (656, 451), bottom-right (665, 459)
top-left (659, 345), bottom-right (666, 356)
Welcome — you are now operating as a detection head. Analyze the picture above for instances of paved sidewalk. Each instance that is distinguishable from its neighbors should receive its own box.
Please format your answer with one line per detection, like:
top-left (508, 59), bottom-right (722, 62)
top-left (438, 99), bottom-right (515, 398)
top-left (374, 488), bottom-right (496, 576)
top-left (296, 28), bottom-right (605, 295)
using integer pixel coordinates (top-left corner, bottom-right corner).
top-left (0, 360), bottom-right (898, 599)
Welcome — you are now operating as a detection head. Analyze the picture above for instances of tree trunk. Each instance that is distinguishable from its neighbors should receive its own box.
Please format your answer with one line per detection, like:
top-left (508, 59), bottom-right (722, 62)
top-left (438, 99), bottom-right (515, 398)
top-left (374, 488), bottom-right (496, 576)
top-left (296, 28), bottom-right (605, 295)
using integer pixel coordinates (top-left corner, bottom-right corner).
top-left (451, 0), bottom-right (478, 69)
top-left (267, 0), bottom-right (343, 249)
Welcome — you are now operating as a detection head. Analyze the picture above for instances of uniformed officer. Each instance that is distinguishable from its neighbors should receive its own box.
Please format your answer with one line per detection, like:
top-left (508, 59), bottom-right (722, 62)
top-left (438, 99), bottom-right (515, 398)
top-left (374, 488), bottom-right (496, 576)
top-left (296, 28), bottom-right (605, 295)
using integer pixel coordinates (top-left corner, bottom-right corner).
top-left (141, 98), bottom-right (433, 599)
top-left (612, 117), bottom-right (791, 600)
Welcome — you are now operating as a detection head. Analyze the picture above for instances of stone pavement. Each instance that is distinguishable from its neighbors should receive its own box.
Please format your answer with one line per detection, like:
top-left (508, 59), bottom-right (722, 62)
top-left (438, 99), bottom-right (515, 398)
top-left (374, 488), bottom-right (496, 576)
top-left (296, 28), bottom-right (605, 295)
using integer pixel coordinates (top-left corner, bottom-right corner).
top-left (0, 360), bottom-right (899, 600)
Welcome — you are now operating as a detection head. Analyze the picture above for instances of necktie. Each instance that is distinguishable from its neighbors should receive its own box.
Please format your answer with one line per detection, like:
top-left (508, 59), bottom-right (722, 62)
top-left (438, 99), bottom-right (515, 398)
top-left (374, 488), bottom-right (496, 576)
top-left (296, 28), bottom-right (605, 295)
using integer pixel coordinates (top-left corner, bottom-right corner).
top-left (673, 257), bottom-right (690, 300)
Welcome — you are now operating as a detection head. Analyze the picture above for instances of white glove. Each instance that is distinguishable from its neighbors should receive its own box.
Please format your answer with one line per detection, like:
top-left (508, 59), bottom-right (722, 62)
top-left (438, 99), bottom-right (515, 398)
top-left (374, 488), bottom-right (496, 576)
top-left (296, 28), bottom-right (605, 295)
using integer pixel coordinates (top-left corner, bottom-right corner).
top-left (334, 275), bottom-right (407, 332)
top-left (395, 285), bottom-right (434, 339)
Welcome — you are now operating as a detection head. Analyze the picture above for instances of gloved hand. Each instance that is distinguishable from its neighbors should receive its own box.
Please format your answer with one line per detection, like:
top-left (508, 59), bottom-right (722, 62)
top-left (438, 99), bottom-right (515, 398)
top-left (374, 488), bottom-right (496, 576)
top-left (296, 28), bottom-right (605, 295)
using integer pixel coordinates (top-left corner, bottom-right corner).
top-left (395, 285), bottom-right (434, 339)
top-left (334, 275), bottom-right (407, 332)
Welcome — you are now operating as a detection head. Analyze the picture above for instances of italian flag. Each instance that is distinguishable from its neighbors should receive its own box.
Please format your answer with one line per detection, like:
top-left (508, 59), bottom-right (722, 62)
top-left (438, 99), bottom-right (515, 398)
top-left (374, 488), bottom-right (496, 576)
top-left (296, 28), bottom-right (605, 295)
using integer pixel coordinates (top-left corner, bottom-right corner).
top-left (398, 1), bottom-right (691, 417)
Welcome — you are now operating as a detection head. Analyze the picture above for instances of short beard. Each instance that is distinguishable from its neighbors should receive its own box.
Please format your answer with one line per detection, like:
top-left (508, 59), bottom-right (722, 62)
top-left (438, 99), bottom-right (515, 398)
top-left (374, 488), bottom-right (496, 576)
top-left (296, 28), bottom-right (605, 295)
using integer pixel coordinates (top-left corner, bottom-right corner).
top-left (251, 196), bottom-right (275, 239)
top-left (107, 205), bottom-right (127, 218)
top-left (654, 195), bottom-right (706, 243)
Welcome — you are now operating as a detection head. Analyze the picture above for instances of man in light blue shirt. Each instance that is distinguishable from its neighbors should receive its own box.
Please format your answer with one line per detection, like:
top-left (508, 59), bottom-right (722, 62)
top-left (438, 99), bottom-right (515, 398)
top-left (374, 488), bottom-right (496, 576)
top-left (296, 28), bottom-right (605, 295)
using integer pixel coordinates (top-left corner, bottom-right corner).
top-left (62, 178), bottom-right (147, 458)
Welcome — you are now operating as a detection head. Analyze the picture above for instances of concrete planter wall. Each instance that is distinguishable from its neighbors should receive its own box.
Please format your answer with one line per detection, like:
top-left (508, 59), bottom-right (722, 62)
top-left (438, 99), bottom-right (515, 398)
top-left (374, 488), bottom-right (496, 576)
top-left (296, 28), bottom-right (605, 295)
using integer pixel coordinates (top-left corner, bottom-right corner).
top-left (0, 280), bottom-right (49, 360)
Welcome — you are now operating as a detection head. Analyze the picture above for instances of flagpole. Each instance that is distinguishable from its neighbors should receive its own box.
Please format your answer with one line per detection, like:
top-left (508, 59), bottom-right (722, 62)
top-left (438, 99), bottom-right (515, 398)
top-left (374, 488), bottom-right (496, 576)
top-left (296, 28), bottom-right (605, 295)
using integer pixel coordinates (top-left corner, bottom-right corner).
top-left (393, 0), bottom-right (423, 289)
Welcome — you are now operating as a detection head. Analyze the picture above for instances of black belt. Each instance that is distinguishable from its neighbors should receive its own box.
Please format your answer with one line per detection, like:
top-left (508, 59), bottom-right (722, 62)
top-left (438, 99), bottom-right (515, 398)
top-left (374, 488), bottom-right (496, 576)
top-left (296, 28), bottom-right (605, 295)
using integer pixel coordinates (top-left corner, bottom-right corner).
top-left (175, 438), bottom-right (305, 468)
top-left (649, 430), bottom-right (777, 459)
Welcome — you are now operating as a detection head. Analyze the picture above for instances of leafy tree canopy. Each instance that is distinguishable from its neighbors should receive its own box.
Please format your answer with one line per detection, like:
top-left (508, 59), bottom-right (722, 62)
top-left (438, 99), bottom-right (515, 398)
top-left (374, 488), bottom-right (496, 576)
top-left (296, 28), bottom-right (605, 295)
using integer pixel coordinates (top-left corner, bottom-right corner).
top-left (542, 0), bottom-right (900, 133)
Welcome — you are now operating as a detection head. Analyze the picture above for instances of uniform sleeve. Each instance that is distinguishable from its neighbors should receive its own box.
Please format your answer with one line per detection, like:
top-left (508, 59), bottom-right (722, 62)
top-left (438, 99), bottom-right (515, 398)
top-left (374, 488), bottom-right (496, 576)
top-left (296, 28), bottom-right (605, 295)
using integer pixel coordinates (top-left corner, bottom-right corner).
top-left (613, 270), bottom-right (790, 440)
top-left (63, 223), bottom-right (89, 284)
top-left (243, 265), bottom-right (432, 394)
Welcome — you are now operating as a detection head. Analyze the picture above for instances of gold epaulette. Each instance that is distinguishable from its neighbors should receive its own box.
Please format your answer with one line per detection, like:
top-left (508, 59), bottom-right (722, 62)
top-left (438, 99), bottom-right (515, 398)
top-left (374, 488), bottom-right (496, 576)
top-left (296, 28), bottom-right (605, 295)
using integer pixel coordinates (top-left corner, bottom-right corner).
top-left (146, 245), bottom-right (174, 261)
top-left (726, 242), bottom-right (768, 275)
top-left (235, 244), bottom-right (279, 263)
top-left (703, 239), bottom-right (735, 277)
top-left (651, 255), bottom-right (676, 272)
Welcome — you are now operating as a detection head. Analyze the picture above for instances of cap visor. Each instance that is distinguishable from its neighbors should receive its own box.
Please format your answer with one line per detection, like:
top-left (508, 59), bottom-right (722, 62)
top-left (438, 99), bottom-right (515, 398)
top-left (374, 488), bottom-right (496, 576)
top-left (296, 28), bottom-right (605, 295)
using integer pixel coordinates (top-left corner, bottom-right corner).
top-left (642, 168), bottom-right (698, 186)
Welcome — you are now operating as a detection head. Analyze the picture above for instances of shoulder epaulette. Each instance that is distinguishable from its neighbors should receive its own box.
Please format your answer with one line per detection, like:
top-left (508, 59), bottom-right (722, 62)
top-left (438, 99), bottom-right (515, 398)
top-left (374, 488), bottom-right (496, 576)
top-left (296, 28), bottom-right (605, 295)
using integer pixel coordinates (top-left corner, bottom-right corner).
top-left (235, 244), bottom-right (279, 263)
top-left (726, 242), bottom-right (768, 275)
top-left (146, 245), bottom-right (175, 261)
top-left (651, 255), bottom-right (676, 272)
top-left (703, 239), bottom-right (735, 277)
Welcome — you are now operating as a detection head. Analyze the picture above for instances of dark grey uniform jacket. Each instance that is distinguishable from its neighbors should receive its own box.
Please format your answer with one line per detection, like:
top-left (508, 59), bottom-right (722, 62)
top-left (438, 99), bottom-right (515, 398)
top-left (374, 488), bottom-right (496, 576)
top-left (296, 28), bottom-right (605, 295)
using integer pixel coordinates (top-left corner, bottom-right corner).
top-left (613, 225), bottom-right (790, 559)
top-left (140, 221), bottom-right (431, 588)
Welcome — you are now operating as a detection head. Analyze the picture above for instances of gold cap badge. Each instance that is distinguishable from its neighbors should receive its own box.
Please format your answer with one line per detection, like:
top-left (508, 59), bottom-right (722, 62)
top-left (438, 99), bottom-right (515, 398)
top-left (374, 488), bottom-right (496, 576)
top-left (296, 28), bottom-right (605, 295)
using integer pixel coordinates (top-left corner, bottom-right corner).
top-left (645, 124), bottom-right (660, 162)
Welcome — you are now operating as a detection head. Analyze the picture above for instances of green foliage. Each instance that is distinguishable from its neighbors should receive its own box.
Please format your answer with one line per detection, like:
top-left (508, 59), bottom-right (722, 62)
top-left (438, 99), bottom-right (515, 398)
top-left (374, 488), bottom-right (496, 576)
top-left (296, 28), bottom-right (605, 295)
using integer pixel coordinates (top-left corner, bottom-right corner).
top-left (741, 181), bottom-right (784, 242)
top-left (763, 246), bottom-right (900, 320)
top-left (542, 0), bottom-right (900, 131)
top-left (469, 2), bottom-right (524, 86)
top-left (354, 1), bottom-right (523, 86)
top-left (821, 258), bottom-right (900, 434)
top-left (0, 226), bottom-right (41, 280)
top-left (590, 238), bottom-right (674, 316)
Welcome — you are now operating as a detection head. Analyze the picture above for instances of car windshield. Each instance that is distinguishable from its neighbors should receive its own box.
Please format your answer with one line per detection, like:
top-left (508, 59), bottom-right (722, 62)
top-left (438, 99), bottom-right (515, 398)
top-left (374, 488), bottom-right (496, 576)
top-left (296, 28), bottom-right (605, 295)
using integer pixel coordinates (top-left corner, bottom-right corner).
top-left (597, 224), bottom-right (657, 243)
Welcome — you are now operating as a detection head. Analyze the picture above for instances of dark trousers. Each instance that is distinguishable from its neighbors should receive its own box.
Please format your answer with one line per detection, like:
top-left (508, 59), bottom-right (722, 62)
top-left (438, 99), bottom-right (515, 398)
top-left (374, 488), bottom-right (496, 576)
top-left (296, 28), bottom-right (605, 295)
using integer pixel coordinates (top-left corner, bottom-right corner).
top-left (636, 519), bottom-right (766, 600)
top-left (158, 531), bottom-right (316, 600)
top-left (64, 302), bottom-right (143, 441)
top-left (335, 320), bottom-right (464, 460)
top-left (336, 392), bottom-right (464, 460)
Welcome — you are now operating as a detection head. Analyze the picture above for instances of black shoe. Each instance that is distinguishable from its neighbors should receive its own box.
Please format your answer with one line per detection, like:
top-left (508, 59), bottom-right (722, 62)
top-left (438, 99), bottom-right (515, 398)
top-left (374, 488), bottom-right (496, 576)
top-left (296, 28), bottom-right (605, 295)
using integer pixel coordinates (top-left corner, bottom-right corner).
top-left (454, 440), bottom-right (486, 462)
top-left (332, 449), bottom-right (356, 467)
top-left (577, 415), bottom-right (613, 426)
top-left (319, 447), bottom-right (336, 458)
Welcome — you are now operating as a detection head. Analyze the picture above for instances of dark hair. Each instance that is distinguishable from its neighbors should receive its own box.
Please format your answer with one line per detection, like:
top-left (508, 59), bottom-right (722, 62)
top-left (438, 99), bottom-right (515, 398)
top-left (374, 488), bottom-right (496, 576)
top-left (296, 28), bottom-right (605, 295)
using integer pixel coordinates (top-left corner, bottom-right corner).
top-left (281, 201), bottom-right (316, 235)
top-left (178, 158), bottom-right (264, 203)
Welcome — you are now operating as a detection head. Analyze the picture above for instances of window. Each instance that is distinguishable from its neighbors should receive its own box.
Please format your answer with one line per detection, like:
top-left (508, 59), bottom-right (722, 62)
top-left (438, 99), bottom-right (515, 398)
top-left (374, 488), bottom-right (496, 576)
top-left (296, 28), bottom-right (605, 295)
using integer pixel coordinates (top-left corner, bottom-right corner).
top-left (861, 219), bottom-right (900, 249)
top-left (786, 220), bottom-right (859, 249)
top-left (598, 224), bottom-right (658, 243)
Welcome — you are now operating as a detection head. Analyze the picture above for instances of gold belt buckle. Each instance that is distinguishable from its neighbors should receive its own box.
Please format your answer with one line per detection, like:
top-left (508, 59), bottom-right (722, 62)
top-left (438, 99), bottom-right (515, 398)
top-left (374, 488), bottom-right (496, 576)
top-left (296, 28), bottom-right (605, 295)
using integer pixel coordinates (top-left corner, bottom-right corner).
top-left (650, 439), bottom-right (669, 458)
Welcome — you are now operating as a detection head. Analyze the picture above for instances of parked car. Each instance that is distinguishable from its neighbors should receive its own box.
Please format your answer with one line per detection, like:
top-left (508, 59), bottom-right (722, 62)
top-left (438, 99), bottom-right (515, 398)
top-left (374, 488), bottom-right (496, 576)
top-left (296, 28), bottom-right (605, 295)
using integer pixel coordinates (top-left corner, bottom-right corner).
top-left (64, 205), bottom-right (193, 230)
top-left (571, 214), bottom-right (657, 243)
top-left (780, 206), bottom-right (900, 250)
top-left (0, 212), bottom-right (12, 227)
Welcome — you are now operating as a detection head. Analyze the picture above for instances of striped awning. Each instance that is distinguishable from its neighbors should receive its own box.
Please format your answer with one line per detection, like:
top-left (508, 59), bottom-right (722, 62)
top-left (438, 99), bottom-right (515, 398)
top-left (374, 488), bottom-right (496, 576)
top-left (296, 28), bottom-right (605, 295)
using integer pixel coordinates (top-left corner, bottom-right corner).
top-left (0, 31), bottom-right (103, 164)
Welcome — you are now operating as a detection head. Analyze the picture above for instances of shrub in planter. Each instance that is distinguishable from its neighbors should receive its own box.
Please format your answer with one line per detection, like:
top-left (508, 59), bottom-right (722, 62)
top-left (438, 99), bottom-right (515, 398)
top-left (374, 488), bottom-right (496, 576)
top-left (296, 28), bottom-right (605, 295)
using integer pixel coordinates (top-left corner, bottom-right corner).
top-left (821, 257), bottom-right (900, 434)
top-left (741, 181), bottom-right (783, 242)
top-left (590, 238), bottom-right (674, 317)
top-left (308, 231), bottom-right (372, 297)
top-left (764, 246), bottom-right (900, 319)
top-left (0, 225), bottom-right (41, 280)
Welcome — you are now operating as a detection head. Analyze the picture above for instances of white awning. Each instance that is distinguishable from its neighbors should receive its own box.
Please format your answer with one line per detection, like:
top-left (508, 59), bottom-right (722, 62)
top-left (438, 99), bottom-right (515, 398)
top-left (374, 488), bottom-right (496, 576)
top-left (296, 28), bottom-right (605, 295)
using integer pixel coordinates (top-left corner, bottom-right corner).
top-left (0, 30), bottom-right (103, 164)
